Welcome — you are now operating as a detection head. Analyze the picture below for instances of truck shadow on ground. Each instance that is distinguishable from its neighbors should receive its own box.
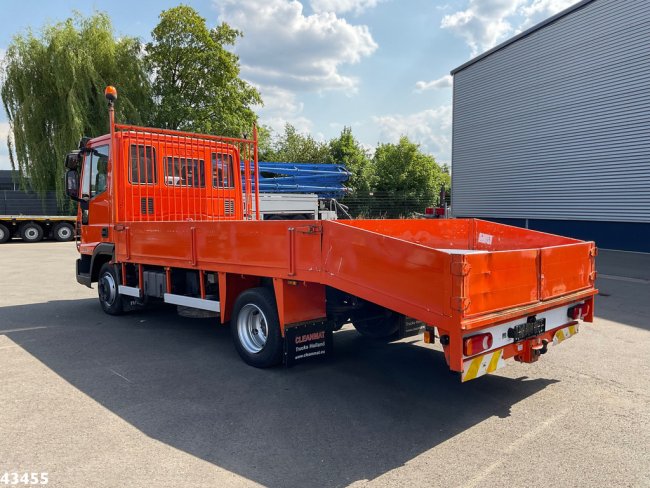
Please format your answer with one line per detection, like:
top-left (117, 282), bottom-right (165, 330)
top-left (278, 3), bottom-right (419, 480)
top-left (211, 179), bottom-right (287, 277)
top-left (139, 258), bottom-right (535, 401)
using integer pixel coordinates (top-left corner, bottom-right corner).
top-left (1, 299), bottom-right (557, 488)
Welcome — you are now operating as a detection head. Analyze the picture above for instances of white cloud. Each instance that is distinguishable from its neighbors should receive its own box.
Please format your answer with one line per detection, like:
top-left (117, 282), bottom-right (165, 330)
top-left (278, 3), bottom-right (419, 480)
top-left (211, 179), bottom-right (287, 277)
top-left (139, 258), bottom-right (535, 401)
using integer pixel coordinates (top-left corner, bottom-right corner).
top-left (441, 0), bottom-right (524, 57)
top-left (254, 85), bottom-right (314, 134)
top-left (518, 0), bottom-right (577, 28)
top-left (216, 0), bottom-right (378, 93)
top-left (415, 74), bottom-right (453, 92)
top-left (441, 0), bottom-right (578, 56)
top-left (310, 0), bottom-right (383, 15)
top-left (373, 105), bottom-right (452, 163)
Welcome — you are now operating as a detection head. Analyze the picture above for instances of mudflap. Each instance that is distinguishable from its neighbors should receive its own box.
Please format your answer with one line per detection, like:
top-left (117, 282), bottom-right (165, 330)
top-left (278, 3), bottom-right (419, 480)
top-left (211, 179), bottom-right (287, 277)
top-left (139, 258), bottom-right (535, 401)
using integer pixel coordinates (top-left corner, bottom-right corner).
top-left (284, 321), bottom-right (333, 367)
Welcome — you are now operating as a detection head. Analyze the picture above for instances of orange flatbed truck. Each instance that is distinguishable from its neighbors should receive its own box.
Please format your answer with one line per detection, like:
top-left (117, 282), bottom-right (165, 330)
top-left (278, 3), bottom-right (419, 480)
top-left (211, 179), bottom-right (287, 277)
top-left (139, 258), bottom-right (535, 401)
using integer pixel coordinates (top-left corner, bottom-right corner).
top-left (64, 87), bottom-right (597, 381)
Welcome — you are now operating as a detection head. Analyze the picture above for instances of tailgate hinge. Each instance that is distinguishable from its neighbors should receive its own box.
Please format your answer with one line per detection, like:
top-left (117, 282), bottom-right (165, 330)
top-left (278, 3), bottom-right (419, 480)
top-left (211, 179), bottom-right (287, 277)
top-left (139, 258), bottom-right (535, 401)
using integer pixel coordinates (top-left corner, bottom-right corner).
top-left (451, 261), bottom-right (471, 276)
top-left (294, 225), bottom-right (322, 235)
top-left (451, 296), bottom-right (471, 311)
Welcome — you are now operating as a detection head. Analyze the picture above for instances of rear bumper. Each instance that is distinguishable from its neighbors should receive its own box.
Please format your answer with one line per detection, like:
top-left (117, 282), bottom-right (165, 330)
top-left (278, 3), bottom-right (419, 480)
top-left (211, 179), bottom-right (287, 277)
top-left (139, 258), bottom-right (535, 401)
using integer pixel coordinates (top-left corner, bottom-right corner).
top-left (461, 321), bottom-right (579, 382)
top-left (460, 296), bottom-right (593, 382)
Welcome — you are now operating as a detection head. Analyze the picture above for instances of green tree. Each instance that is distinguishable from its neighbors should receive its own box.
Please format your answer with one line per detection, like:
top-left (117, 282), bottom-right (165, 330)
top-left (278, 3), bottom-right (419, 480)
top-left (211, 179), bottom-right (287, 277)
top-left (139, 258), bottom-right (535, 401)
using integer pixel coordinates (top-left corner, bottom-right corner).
top-left (372, 136), bottom-right (448, 217)
top-left (1, 12), bottom-right (151, 205)
top-left (326, 126), bottom-right (372, 194)
top-left (264, 124), bottom-right (329, 163)
top-left (256, 125), bottom-right (274, 162)
top-left (145, 5), bottom-right (261, 137)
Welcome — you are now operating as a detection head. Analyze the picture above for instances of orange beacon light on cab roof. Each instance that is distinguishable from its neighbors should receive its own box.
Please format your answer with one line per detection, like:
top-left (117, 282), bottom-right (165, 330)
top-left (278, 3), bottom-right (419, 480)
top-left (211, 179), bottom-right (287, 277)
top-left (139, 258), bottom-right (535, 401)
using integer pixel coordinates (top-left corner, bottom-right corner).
top-left (105, 85), bottom-right (117, 103)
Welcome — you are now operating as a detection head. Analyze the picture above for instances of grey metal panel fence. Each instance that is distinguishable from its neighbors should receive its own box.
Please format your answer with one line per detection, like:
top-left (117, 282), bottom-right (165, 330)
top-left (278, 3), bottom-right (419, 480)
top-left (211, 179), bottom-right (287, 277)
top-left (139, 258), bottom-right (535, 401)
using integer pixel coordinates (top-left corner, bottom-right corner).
top-left (1, 191), bottom-right (60, 215)
top-left (451, 0), bottom-right (650, 223)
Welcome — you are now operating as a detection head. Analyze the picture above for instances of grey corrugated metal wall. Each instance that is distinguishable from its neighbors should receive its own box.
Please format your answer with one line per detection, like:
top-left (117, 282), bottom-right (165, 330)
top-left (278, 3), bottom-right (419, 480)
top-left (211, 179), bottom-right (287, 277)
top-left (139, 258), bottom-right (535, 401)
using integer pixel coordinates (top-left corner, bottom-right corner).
top-left (451, 0), bottom-right (650, 223)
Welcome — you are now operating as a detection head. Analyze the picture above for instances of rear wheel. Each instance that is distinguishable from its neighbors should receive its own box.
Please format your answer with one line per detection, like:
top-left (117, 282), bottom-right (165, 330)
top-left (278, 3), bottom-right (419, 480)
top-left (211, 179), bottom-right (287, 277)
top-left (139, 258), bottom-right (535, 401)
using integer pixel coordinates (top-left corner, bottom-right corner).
top-left (231, 287), bottom-right (283, 368)
top-left (20, 222), bottom-right (44, 243)
top-left (98, 263), bottom-right (124, 315)
top-left (352, 304), bottom-right (402, 340)
top-left (52, 222), bottom-right (75, 242)
top-left (0, 224), bottom-right (10, 243)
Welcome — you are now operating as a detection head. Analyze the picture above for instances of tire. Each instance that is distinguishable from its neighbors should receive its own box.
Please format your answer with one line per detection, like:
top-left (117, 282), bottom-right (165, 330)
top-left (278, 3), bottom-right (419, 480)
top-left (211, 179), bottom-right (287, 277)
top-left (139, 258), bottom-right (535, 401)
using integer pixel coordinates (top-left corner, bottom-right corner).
top-left (231, 287), bottom-right (283, 368)
top-left (0, 224), bottom-right (10, 244)
top-left (291, 214), bottom-right (309, 220)
top-left (20, 222), bottom-right (44, 243)
top-left (98, 263), bottom-right (124, 315)
top-left (52, 222), bottom-right (75, 242)
top-left (352, 304), bottom-right (402, 340)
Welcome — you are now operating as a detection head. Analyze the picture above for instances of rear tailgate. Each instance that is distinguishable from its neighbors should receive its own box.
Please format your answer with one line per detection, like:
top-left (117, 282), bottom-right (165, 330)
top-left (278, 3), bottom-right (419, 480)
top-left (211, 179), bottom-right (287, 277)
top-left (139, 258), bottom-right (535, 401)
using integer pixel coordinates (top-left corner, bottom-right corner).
top-left (457, 240), bottom-right (596, 381)
top-left (462, 242), bottom-right (596, 317)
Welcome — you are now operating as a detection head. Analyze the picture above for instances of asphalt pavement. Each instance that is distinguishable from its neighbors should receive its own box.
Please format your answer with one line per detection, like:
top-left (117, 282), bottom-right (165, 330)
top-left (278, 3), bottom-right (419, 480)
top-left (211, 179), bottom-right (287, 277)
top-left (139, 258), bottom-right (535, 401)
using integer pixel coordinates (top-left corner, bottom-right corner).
top-left (0, 242), bottom-right (648, 487)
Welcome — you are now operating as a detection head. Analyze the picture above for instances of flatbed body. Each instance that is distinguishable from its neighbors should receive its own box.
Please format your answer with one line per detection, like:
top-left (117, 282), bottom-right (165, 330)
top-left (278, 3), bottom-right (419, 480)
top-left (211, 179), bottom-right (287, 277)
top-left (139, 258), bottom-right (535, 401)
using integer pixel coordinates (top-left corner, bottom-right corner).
top-left (111, 217), bottom-right (596, 375)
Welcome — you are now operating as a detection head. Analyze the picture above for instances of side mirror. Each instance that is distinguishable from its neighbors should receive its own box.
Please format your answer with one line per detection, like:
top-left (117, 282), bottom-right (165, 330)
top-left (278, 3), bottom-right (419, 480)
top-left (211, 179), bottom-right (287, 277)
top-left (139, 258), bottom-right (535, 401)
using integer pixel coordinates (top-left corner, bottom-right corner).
top-left (65, 169), bottom-right (80, 201)
top-left (65, 150), bottom-right (82, 170)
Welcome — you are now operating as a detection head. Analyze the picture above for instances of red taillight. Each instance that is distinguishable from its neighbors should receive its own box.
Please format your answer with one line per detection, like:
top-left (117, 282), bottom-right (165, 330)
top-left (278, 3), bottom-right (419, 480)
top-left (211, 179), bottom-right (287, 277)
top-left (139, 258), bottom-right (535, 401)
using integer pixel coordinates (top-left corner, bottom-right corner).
top-left (463, 333), bottom-right (493, 356)
top-left (568, 302), bottom-right (590, 320)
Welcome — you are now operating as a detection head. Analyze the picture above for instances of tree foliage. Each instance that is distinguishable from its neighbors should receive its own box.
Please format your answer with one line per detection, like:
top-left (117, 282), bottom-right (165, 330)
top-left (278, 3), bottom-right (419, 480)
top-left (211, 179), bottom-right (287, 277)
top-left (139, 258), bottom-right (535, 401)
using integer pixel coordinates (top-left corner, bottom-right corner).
top-left (146, 5), bottom-right (261, 137)
top-left (0, 13), bottom-right (151, 204)
top-left (258, 125), bottom-right (449, 214)
top-left (261, 124), bottom-right (330, 164)
top-left (1, 7), bottom-right (260, 204)
top-left (1, 8), bottom-right (449, 217)
top-left (373, 137), bottom-right (443, 198)
top-left (326, 126), bottom-right (372, 194)
top-left (369, 137), bottom-right (450, 216)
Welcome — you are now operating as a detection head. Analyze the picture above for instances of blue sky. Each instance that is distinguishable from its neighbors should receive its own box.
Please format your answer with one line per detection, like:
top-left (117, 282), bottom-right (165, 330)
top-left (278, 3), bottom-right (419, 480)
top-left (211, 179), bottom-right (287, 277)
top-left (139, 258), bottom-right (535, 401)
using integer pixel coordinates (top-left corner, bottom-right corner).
top-left (0, 0), bottom-right (579, 170)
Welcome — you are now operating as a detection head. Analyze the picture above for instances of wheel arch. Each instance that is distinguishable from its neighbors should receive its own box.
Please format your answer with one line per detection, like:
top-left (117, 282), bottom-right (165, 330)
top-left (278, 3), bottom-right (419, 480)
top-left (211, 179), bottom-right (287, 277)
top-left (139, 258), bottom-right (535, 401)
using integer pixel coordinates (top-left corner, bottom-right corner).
top-left (90, 243), bottom-right (116, 282)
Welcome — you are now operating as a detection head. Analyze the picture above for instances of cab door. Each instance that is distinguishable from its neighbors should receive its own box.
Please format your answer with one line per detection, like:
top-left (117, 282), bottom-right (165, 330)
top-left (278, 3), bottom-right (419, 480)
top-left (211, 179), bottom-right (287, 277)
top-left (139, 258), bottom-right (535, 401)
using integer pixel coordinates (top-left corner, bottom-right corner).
top-left (79, 144), bottom-right (111, 253)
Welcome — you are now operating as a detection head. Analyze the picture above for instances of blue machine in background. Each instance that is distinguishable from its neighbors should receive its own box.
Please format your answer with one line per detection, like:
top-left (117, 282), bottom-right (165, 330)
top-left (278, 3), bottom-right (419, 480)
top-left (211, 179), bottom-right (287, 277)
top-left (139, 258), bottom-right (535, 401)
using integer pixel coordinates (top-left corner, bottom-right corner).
top-left (242, 162), bottom-right (350, 199)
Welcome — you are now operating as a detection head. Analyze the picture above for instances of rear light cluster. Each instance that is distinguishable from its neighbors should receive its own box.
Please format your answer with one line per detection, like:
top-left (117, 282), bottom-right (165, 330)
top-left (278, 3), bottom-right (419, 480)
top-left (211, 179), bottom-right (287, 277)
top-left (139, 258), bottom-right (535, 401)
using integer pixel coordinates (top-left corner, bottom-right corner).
top-left (463, 332), bottom-right (493, 356)
top-left (424, 207), bottom-right (445, 216)
top-left (568, 302), bottom-right (591, 320)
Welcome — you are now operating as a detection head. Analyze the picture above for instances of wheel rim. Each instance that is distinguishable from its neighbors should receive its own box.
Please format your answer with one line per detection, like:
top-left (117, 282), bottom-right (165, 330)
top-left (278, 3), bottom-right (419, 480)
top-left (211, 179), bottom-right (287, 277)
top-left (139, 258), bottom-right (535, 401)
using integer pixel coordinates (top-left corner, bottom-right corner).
top-left (0, 228), bottom-right (5, 240)
top-left (237, 304), bottom-right (269, 354)
top-left (98, 272), bottom-right (117, 306)
top-left (25, 227), bottom-right (39, 239)
top-left (57, 226), bottom-right (72, 239)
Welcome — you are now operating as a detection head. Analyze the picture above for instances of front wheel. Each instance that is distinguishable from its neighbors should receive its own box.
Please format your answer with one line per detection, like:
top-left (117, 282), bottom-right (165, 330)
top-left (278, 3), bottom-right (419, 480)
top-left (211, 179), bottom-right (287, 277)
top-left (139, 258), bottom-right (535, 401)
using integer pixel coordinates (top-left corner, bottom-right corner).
top-left (231, 287), bottom-right (283, 368)
top-left (98, 263), bottom-right (124, 315)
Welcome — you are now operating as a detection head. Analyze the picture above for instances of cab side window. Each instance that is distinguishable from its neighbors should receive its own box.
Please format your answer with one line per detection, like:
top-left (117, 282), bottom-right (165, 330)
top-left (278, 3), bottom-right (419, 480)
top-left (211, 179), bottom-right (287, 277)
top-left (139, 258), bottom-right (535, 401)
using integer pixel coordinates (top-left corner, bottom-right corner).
top-left (80, 144), bottom-right (109, 199)
top-left (164, 157), bottom-right (205, 187)
top-left (212, 153), bottom-right (235, 188)
top-left (130, 145), bottom-right (157, 184)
